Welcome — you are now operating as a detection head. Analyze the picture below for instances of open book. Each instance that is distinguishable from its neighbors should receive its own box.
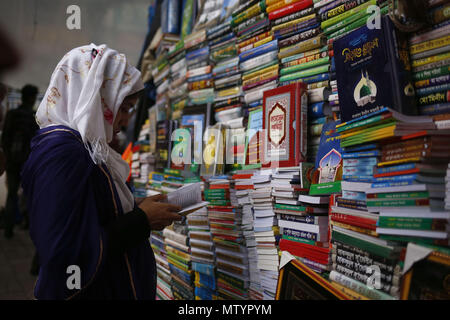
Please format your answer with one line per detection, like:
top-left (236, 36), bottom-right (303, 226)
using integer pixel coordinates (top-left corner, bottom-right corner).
top-left (166, 182), bottom-right (209, 216)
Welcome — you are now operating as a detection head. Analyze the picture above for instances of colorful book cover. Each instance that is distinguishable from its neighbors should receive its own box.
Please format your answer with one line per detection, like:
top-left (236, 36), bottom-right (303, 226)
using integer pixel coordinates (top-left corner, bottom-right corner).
top-left (314, 120), bottom-right (343, 184)
top-left (334, 16), bottom-right (417, 123)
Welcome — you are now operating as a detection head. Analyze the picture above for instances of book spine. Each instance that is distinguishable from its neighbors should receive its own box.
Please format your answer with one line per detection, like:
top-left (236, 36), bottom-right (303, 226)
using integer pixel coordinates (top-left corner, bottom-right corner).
top-left (279, 214), bottom-right (323, 224)
top-left (413, 57), bottom-right (450, 73)
top-left (332, 253), bottom-right (400, 285)
top-left (281, 56), bottom-right (329, 75)
top-left (279, 64), bottom-right (330, 82)
top-left (278, 27), bottom-right (322, 49)
top-left (410, 35), bottom-right (450, 55)
top-left (278, 35), bottom-right (325, 59)
top-left (419, 102), bottom-right (450, 115)
top-left (321, 0), bottom-right (376, 29)
top-left (332, 263), bottom-right (399, 296)
top-left (413, 65), bottom-right (450, 81)
top-left (329, 271), bottom-right (396, 300)
top-left (268, 0), bottom-right (314, 20)
top-left (283, 227), bottom-right (322, 241)
top-left (273, 7), bottom-right (315, 26)
top-left (418, 90), bottom-right (450, 106)
top-left (416, 83), bottom-right (450, 96)
top-left (239, 40), bottom-right (278, 62)
top-left (378, 217), bottom-right (448, 231)
top-left (331, 230), bottom-right (397, 259)
top-left (331, 240), bottom-right (401, 273)
top-left (321, 0), bottom-right (369, 21)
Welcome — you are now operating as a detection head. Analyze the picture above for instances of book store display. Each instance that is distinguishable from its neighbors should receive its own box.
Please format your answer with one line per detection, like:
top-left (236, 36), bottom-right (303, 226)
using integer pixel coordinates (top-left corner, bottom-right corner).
top-left (133, 0), bottom-right (450, 300)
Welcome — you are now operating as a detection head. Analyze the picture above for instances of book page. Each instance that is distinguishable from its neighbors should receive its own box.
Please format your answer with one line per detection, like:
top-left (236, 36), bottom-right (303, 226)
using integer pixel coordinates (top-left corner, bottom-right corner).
top-left (166, 182), bottom-right (202, 209)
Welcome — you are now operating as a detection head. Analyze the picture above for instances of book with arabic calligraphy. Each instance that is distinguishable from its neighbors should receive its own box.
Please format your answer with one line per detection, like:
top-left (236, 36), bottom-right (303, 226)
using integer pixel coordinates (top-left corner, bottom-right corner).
top-left (262, 83), bottom-right (308, 168)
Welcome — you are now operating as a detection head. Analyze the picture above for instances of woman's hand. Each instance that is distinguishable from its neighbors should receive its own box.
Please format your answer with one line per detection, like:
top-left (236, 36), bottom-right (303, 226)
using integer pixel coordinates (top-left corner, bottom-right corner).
top-left (138, 194), bottom-right (182, 230)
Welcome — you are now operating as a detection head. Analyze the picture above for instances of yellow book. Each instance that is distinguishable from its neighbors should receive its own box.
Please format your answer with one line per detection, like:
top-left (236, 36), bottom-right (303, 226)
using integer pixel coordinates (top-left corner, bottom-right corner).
top-left (266, 0), bottom-right (304, 13)
top-left (377, 157), bottom-right (421, 167)
top-left (242, 64), bottom-right (279, 81)
top-left (410, 35), bottom-right (450, 55)
top-left (166, 246), bottom-right (191, 261)
top-left (330, 281), bottom-right (370, 300)
top-left (412, 51), bottom-right (450, 68)
top-left (331, 221), bottom-right (378, 237)
top-left (339, 123), bottom-right (396, 140)
top-left (271, 13), bottom-right (317, 32)
top-left (243, 69), bottom-right (279, 87)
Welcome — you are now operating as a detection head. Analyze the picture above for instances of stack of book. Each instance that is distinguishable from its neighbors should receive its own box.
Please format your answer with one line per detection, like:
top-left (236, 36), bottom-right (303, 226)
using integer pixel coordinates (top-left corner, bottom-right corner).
top-left (168, 40), bottom-right (188, 120)
top-left (185, 29), bottom-right (215, 105)
top-left (207, 175), bottom-right (250, 299)
top-left (329, 106), bottom-right (450, 300)
top-left (155, 120), bottom-right (177, 172)
top-left (249, 170), bottom-right (279, 300)
top-left (163, 225), bottom-right (195, 300)
top-left (279, 192), bottom-right (331, 273)
top-left (236, 1), bottom-right (278, 114)
top-left (231, 166), bottom-right (263, 299)
top-left (187, 207), bottom-right (217, 300)
top-left (409, 2), bottom-right (450, 117)
top-left (151, 230), bottom-right (174, 300)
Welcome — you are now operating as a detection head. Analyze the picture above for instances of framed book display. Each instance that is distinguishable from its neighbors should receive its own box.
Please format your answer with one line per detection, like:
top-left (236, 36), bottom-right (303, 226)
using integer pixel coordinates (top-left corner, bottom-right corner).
top-left (262, 83), bottom-right (308, 168)
top-left (276, 258), bottom-right (351, 300)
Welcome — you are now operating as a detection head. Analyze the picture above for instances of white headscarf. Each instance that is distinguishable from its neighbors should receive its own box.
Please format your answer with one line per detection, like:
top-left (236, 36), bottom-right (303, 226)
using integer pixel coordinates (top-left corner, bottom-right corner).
top-left (36, 44), bottom-right (144, 213)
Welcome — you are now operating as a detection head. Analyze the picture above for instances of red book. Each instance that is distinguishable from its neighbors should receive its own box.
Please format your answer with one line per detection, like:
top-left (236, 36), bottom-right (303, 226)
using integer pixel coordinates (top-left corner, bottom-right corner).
top-left (330, 214), bottom-right (377, 231)
top-left (232, 173), bottom-right (253, 179)
top-left (268, 0), bottom-right (313, 21)
top-left (262, 82), bottom-right (308, 168)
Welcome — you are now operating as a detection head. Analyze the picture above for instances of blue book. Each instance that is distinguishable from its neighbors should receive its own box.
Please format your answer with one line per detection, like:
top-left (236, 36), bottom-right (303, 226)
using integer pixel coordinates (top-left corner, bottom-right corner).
top-left (343, 166), bottom-right (374, 175)
top-left (186, 46), bottom-right (210, 61)
top-left (283, 227), bottom-right (321, 242)
top-left (373, 173), bottom-right (417, 183)
top-left (161, 0), bottom-right (181, 35)
top-left (374, 163), bottom-right (417, 175)
top-left (275, 22), bottom-right (320, 40)
top-left (315, 120), bottom-right (343, 184)
top-left (334, 16), bottom-right (417, 123)
top-left (419, 103), bottom-right (450, 115)
top-left (371, 180), bottom-right (416, 188)
top-left (309, 102), bottom-right (332, 119)
top-left (248, 99), bottom-right (263, 108)
top-left (343, 157), bottom-right (378, 167)
top-left (343, 175), bottom-right (374, 182)
top-left (187, 73), bottom-right (213, 82)
top-left (417, 83), bottom-right (450, 96)
top-left (238, 40), bottom-right (278, 62)
top-left (342, 190), bottom-right (367, 201)
top-left (192, 262), bottom-right (215, 277)
top-left (342, 150), bottom-right (380, 158)
top-left (342, 143), bottom-right (379, 153)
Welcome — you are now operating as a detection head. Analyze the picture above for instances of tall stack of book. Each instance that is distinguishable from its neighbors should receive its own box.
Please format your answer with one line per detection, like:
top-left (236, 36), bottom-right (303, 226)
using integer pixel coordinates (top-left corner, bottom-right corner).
top-left (187, 206), bottom-right (217, 300)
top-left (409, 1), bottom-right (450, 117)
top-left (168, 40), bottom-right (188, 120)
top-left (151, 230), bottom-right (174, 300)
top-left (271, 0), bottom-right (329, 162)
top-left (163, 224), bottom-right (195, 300)
top-left (184, 29), bottom-right (215, 106)
top-left (235, 1), bottom-right (278, 117)
top-left (231, 167), bottom-right (263, 299)
top-left (249, 170), bottom-right (279, 300)
top-left (207, 175), bottom-right (250, 299)
top-left (329, 106), bottom-right (450, 300)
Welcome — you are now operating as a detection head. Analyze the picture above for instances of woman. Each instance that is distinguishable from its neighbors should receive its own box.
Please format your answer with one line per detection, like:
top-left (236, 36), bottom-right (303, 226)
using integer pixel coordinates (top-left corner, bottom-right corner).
top-left (21, 44), bottom-right (182, 299)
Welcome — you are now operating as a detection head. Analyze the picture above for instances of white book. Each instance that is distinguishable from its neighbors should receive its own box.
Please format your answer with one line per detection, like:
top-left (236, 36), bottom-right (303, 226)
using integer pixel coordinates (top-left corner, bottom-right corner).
top-left (341, 180), bottom-right (372, 192)
top-left (298, 195), bottom-right (330, 204)
top-left (376, 228), bottom-right (449, 239)
top-left (278, 220), bottom-right (327, 234)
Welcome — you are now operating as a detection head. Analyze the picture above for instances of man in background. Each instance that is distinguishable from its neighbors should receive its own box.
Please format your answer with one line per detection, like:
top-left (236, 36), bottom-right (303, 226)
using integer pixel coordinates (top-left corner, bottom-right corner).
top-left (2, 84), bottom-right (39, 239)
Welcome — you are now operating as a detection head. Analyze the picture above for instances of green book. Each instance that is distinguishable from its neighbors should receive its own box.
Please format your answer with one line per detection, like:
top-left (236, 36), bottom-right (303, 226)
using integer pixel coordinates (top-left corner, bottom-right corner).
top-left (274, 203), bottom-right (308, 211)
top-left (340, 122), bottom-right (397, 147)
top-left (166, 251), bottom-right (190, 266)
top-left (279, 64), bottom-right (330, 82)
top-left (378, 217), bottom-right (443, 230)
top-left (280, 57), bottom-right (330, 76)
top-left (413, 65), bottom-right (450, 81)
top-left (281, 45), bottom-right (328, 64)
top-left (366, 199), bottom-right (429, 208)
top-left (242, 61), bottom-right (279, 78)
top-left (328, 5), bottom-right (389, 40)
top-left (321, 0), bottom-right (376, 30)
top-left (282, 235), bottom-right (321, 246)
top-left (331, 230), bottom-right (398, 259)
top-left (324, 7), bottom-right (370, 35)
top-left (309, 181), bottom-right (341, 195)
top-left (368, 191), bottom-right (429, 200)
top-left (208, 200), bottom-right (230, 206)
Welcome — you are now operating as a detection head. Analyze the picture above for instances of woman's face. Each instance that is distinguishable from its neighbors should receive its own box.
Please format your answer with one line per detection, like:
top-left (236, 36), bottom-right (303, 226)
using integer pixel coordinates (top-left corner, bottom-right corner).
top-left (113, 95), bottom-right (138, 134)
